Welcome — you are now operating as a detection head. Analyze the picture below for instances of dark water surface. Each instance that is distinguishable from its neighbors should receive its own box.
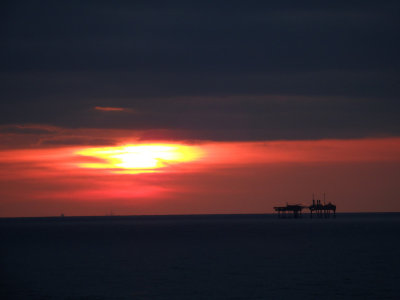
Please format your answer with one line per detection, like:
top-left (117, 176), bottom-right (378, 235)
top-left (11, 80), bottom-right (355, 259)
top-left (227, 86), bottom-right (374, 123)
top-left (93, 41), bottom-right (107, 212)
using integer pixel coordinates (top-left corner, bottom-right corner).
top-left (1, 213), bottom-right (400, 299)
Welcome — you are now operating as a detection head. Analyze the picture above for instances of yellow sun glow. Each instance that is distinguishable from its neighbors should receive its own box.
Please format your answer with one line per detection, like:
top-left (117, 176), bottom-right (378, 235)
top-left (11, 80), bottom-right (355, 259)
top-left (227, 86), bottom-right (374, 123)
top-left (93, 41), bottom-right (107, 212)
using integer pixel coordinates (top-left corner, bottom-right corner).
top-left (76, 144), bottom-right (203, 174)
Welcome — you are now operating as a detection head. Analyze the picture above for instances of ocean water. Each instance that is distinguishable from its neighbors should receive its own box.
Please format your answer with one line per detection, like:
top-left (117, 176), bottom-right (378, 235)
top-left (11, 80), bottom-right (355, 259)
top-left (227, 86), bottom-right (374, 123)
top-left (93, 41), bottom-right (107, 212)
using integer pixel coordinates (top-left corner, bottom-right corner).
top-left (1, 213), bottom-right (399, 299)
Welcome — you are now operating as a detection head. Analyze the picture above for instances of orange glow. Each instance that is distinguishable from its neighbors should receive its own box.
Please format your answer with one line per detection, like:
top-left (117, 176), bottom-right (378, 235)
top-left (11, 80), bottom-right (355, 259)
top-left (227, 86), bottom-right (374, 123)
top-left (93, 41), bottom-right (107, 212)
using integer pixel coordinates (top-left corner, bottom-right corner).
top-left (94, 106), bottom-right (125, 112)
top-left (76, 144), bottom-right (204, 174)
top-left (1, 134), bottom-right (400, 217)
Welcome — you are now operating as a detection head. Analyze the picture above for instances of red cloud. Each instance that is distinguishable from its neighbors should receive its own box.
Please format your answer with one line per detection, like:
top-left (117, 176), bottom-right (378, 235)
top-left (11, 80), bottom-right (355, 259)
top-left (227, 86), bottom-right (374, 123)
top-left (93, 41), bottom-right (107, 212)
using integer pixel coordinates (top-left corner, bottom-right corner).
top-left (94, 106), bottom-right (128, 112)
top-left (0, 133), bottom-right (399, 217)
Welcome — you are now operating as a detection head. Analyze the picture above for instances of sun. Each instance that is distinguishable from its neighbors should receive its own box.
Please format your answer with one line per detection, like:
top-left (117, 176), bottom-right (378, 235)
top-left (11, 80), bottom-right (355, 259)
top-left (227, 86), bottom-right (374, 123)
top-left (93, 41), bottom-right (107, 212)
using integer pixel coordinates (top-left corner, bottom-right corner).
top-left (76, 143), bottom-right (203, 173)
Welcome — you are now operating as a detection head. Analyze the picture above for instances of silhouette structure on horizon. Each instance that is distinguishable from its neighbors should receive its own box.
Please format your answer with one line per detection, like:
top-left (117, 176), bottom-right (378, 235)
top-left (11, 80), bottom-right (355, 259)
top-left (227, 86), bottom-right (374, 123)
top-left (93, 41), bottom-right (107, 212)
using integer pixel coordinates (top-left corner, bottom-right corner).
top-left (273, 193), bottom-right (336, 218)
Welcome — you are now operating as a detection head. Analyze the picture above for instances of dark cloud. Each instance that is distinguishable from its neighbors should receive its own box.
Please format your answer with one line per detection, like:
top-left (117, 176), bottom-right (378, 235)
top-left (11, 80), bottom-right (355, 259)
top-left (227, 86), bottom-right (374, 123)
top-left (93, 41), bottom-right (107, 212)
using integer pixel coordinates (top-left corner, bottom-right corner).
top-left (38, 137), bottom-right (117, 146)
top-left (0, 124), bottom-right (60, 135)
top-left (1, 1), bottom-right (399, 140)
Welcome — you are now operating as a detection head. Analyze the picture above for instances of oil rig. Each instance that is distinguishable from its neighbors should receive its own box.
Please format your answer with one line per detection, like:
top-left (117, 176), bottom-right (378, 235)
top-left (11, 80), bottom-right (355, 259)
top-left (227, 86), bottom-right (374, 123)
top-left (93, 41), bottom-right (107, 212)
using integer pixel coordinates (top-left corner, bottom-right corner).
top-left (273, 193), bottom-right (336, 218)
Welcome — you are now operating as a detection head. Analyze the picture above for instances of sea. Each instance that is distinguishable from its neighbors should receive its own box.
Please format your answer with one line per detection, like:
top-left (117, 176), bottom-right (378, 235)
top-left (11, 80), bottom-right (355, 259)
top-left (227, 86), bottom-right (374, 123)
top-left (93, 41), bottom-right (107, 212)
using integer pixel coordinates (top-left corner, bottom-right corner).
top-left (1, 213), bottom-right (399, 299)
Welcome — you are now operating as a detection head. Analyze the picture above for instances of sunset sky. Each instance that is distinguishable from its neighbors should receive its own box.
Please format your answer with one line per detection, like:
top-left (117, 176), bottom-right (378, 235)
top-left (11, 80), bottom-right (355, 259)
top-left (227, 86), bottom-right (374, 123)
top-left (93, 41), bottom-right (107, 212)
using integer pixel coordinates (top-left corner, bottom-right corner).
top-left (1, 1), bottom-right (399, 217)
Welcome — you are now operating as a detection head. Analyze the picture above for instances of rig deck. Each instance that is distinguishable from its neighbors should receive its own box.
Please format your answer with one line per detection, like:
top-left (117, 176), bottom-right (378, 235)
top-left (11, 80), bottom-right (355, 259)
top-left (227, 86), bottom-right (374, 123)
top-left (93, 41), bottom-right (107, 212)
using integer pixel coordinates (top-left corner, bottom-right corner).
top-left (274, 194), bottom-right (336, 218)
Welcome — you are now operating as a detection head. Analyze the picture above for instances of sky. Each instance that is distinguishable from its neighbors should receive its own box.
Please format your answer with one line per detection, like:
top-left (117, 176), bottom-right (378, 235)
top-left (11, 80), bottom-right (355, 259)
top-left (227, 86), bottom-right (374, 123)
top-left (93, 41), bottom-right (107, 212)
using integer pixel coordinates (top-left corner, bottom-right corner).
top-left (1, 1), bottom-right (399, 217)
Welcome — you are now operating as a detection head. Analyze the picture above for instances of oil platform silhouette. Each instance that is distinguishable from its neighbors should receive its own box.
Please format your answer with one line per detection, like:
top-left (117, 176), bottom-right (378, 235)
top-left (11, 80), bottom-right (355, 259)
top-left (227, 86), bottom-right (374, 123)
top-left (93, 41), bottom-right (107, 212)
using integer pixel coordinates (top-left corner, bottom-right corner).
top-left (273, 193), bottom-right (336, 218)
